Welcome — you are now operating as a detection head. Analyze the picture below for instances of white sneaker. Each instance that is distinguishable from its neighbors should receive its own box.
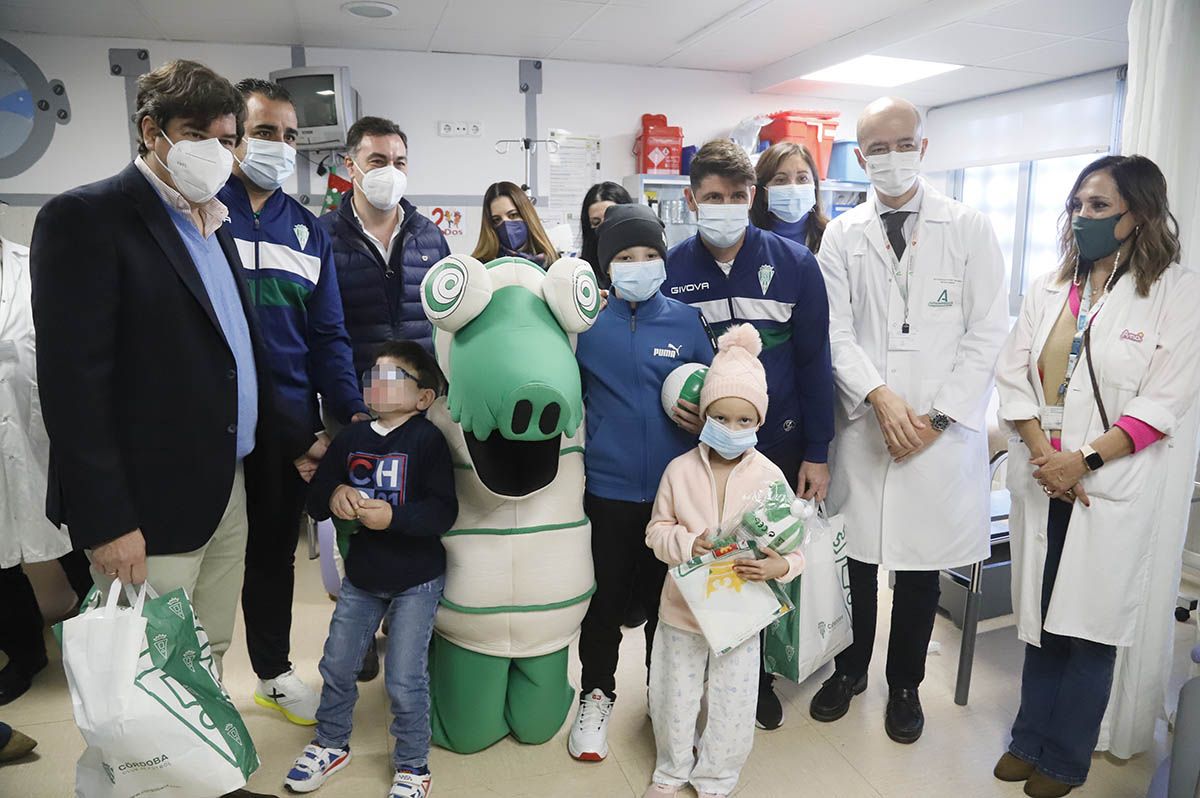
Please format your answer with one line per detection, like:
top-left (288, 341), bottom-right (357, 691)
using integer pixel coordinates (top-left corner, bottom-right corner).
top-left (256, 669), bottom-right (320, 726)
top-left (568, 688), bottom-right (615, 762)
top-left (284, 742), bottom-right (351, 793)
top-left (389, 769), bottom-right (432, 798)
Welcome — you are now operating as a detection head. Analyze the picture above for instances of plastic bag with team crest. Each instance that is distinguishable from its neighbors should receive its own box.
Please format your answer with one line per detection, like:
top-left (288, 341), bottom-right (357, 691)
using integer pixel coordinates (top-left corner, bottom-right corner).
top-left (670, 540), bottom-right (794, 656)
top-left (61, 580), bottom-right (258, 797)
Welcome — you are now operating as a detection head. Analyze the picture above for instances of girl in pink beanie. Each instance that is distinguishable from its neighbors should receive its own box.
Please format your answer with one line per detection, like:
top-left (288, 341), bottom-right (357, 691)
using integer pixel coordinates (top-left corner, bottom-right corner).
top-left (642, 324), bottom-right (805, 798)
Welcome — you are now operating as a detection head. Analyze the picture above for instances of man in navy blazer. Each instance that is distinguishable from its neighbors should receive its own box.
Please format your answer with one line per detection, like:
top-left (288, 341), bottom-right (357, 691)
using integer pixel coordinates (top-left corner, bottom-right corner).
top-left (31, 63), bottom-right (308, 797)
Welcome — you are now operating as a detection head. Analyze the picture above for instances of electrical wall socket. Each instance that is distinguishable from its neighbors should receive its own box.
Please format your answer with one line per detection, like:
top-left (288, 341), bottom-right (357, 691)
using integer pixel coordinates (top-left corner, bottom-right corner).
top-left (437, 120), bottom-right (483, 138)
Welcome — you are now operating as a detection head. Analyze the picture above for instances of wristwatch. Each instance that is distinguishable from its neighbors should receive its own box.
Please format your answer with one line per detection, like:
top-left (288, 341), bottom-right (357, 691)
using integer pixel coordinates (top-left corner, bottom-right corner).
top-left (929, 409), bottom-right (955, 432)
top-left (1080, 444), bottom-right (1104, 471)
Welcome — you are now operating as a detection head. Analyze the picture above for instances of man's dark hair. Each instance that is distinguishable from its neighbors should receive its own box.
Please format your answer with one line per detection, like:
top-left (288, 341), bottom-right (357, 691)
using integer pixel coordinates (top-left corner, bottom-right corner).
top-left (347, 116), bottom-right (408, 154)
top-left (134, 59), bottom-right (245, 155)
top-left (688, 139), bottom-right (756, 190)
top-left (374, 340), bottom-right (444, 394)
top-left (234, 77), bottom-right (292, 104)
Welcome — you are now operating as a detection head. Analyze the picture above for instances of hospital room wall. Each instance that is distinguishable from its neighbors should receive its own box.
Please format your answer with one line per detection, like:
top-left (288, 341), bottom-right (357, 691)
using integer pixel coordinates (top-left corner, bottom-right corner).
top-left (0, 31), bottom-right (867, 246)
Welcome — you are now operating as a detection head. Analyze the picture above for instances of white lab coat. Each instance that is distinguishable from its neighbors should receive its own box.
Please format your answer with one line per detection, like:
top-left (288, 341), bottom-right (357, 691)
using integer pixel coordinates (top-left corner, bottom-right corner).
top-left (818, 180), bottom-right (1009, 570)
top-left (996, 267), bottom-right (1200, 647)
top-left (0, 237), bottom-right (73, 569)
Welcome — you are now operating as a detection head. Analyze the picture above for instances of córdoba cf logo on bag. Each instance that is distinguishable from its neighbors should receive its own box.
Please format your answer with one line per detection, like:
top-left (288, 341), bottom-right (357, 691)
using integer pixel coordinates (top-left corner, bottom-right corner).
top-left (153, 634), bottom-right (169, 658)
top-left (224, 723), bottom-right (243, 748)
top-left (167, 597), bottom-right (185, 619)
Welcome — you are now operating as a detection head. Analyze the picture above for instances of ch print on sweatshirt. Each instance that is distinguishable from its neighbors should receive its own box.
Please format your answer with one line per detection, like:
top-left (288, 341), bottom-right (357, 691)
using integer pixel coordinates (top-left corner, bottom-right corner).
top-left (347, 452), bottom-right (409, 506)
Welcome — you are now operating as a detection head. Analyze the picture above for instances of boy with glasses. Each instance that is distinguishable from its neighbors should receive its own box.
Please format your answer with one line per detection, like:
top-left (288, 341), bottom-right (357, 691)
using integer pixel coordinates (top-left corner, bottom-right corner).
top-left (286, 341), bottom-right (457, 798)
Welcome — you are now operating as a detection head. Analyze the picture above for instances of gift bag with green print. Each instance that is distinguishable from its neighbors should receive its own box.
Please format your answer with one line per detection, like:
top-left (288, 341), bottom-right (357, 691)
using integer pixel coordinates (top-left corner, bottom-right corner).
top-left (763, 506), bottom-right (854, 684)
top-left (61, 580), bottom-right (258, 797)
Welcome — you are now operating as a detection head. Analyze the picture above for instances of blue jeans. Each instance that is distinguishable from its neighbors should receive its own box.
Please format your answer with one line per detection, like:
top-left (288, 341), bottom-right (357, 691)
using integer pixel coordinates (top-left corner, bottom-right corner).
top-left (0, 720), bottom-right (11, 749)
top-left (315, 574), bottom-right (445, 770)
top-left (1009, 500), bottom-right (1117, 785)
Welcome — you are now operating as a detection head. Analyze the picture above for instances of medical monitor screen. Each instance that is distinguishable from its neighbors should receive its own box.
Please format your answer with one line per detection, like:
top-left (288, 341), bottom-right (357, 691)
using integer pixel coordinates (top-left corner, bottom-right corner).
top-left (277, 74), bottom-right (339, 128)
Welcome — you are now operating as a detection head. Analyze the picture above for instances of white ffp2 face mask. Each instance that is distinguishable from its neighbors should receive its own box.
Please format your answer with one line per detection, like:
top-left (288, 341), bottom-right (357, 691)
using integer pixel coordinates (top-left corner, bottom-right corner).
top-left (696, 203), bottom-right (749, 249)
top-left (354, 161), bottom-right (408, 211)
top-left (237, 138), bottom-right (296, 191)
top-left (864, 150), bottom-right (922, 198)
top-left (159, 133), bottom-right (234, 204)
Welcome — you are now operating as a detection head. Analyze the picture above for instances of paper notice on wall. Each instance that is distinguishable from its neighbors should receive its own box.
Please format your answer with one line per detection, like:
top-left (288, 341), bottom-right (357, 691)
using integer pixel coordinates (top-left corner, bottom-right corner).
top-left (424, 206), bottom-right (469, 240)
top-left (547, 130), bottom-right (601, 258)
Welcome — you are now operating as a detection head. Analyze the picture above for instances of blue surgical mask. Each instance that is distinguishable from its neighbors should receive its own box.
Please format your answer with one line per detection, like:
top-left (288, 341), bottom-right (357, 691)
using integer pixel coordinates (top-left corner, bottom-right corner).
top-left (767, 184), bottom-right (816, 224)
top-left (609, 258), bottom-right (665, 303)
top-left (700, 417), bottom-right (758, 460)
top-left (497, 219), bottom-right (529, 252)
top-left (236, 138), bottom-right (296, 191)
top-left (696, 203), bottom-right (749, 249)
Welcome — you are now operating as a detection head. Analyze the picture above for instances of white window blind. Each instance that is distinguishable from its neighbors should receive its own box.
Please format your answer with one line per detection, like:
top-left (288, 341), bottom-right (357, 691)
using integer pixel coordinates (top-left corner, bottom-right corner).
top-left (922, 70), bottom-right (1119, 173)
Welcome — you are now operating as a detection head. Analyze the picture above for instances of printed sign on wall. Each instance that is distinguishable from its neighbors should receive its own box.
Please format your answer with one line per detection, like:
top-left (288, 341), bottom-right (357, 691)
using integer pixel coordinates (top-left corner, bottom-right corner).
top-left (428, 206), bottom-right (467, 238)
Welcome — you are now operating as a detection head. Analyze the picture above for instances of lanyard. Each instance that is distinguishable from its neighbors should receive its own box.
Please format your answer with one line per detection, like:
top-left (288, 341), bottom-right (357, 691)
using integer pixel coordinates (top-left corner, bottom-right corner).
top-left (1056, 277), bottom-right (1105, 400)
top-left (876, 209), bottom-right (922, 333)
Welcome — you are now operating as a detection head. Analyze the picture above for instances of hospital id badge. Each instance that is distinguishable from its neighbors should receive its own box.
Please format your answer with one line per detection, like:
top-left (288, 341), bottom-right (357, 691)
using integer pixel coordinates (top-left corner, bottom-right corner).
top-left (888, 329), bottom-right (919, 352)
top-left (1040, 405), bottom-right (1064, 432)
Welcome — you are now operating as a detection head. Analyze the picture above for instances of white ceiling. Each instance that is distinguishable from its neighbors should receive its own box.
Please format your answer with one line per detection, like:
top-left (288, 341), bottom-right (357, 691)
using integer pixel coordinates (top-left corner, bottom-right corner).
top-left (0, 0), bottom-right (1131, 106)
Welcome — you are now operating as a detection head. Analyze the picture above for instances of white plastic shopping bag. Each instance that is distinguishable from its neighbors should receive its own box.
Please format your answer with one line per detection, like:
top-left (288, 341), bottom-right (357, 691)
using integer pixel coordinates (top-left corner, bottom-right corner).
top-left (61, 580), bottom-right (258, 798)
top-left (62, 581), bottom-right (146, 741)
top-left (763, 505), bottom-right (854, 683)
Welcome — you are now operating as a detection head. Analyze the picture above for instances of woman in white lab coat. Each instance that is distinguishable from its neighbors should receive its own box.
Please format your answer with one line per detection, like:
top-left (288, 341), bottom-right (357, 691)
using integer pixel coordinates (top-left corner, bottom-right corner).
top-left (0, 235), bottom-right (88, 705)
top-left (993, 155), bottom-right (1200, 798)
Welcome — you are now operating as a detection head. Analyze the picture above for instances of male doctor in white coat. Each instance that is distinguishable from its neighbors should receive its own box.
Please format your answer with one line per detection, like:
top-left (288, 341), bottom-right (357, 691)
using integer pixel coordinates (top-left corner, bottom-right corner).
top-left (812, 97), bottom-right (1009, 744)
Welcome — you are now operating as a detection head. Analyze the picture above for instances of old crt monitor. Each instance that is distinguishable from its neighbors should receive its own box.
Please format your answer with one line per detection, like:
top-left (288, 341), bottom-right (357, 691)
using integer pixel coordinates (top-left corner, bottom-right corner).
top-left (269, 66), bottom-right (358, 150)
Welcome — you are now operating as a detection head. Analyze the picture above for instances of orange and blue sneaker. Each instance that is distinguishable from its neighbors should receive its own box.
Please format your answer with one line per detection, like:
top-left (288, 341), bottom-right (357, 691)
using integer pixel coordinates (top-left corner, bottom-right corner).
top-left (284, 742), bottom-right (351, 793)
top-left (389, 768), bottom-right (432, 798)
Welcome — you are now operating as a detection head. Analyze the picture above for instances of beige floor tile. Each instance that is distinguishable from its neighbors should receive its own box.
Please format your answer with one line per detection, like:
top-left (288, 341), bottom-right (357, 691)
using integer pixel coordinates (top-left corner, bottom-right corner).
top-left (0, 718), bottom-right (83, 797)
top-left (734, 722), bottom-right (881, 798)
top-left (6, 553), bottom-right (1194, 798)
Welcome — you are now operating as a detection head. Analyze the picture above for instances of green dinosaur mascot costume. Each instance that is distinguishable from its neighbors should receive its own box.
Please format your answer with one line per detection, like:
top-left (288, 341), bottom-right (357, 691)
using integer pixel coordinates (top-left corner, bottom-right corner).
top-left (420, 254), bottom-right (599, 753)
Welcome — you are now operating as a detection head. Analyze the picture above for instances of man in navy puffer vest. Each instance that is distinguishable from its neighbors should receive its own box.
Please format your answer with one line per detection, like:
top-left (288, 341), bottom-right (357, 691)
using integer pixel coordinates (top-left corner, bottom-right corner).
top-left (319, 117), bottom-right (450, 371)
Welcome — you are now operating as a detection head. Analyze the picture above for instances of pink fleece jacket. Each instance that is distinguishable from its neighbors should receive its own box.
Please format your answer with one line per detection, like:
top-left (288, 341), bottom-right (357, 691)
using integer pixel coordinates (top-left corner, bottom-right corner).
top-left (646, 445), bottom-right (806, 635)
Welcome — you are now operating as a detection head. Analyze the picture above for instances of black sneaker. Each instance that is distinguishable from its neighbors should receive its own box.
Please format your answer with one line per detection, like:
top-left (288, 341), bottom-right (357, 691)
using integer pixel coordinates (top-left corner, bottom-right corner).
top-left (885, 687), bottom-right (925, 744)
top-left (357, 637), bottom-right (380, 682)
top-left (809, 673), bottom-right (867, 722)
top-left (0, 656), bottom-right (47, 707)
top-left (755, 680), bottom-right (785, 730)
top-left (621, 603), bottom-right (647, 629)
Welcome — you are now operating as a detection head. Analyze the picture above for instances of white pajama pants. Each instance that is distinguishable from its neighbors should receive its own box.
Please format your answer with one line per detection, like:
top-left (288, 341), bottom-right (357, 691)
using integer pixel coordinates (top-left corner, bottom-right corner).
top-left (648, 622), bottom-right (759, 796)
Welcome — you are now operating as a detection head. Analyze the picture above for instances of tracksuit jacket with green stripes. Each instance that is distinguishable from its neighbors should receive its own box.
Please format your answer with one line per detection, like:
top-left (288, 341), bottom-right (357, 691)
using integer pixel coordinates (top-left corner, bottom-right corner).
top-left (219, 177), bottom-right (368, 433)
top-left (663, 224), bottom-right (835, 462)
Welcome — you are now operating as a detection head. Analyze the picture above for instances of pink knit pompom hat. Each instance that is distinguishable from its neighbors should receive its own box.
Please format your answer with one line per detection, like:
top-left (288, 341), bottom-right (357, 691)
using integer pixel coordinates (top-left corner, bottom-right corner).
top-left (698, 323), bottom-right (768, 423)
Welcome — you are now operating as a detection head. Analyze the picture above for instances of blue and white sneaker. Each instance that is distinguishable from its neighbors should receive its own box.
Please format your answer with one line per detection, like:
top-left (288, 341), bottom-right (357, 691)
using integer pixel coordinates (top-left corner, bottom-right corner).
top-left (389, 768), bottom-right (432, 798)
top-left (284, 742), bottom-right (351, 793)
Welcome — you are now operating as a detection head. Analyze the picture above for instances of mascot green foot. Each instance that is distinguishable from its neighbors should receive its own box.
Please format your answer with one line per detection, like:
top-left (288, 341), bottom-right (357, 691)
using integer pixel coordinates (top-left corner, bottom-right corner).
top-left (429, 634), bottom-right (574, 754)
